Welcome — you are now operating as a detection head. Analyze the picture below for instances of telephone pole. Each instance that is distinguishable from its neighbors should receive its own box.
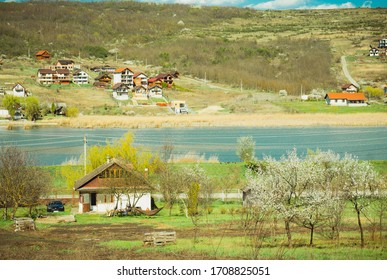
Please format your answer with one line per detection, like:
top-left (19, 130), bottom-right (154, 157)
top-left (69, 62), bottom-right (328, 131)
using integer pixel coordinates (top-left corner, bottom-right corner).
top-left (83, 134), bottom-right (87, 175)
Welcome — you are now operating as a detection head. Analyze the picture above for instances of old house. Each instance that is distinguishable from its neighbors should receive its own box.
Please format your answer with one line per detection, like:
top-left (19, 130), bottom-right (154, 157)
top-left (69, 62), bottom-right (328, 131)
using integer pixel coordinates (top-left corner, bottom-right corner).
top-left (341, 83), bottom-right (359, 93)
top-left (11, 83), bottom-right (28, 97)
top-left (325, 92), bottom-right (367, 107)
top-left (55, 59), bottom-right (75, 71)
top-left (113, 67), bottom-right (134, 88)
top-left (35, 50), bottom-right (51, 60)
top-left (133, 72), bottom-right (148, 88)
top-left (73, 70), bottom-right (89, 85)
top-left (112, 83), bottom-right (130, 101)
top-left (73, 158), bottom-right (152, 214)
top-left (148, 85), bottom-right (163, 98)
top-left (94, 73), bottom-right (112, 88)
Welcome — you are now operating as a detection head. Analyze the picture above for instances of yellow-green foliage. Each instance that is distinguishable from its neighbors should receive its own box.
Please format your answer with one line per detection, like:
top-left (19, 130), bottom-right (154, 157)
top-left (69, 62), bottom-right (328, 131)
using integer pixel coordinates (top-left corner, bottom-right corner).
top-left (87, 132), bottom-right (161, 173)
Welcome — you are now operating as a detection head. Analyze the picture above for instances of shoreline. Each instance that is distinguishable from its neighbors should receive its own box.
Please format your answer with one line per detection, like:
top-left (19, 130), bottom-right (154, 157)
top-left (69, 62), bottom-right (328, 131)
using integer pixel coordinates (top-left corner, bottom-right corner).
top-left (2, 112), bottom-right (387, 129)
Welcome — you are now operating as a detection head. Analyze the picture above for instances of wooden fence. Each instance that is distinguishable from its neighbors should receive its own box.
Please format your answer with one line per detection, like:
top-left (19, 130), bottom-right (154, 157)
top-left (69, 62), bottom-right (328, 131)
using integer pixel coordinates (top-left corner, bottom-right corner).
top-left (143, 231), bottom-right (176, 246)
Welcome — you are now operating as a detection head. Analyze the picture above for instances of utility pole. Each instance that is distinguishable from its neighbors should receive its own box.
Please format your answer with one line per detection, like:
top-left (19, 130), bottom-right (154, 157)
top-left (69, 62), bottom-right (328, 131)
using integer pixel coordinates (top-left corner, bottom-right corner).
top-left (83, 134), bottom-right (87, 175)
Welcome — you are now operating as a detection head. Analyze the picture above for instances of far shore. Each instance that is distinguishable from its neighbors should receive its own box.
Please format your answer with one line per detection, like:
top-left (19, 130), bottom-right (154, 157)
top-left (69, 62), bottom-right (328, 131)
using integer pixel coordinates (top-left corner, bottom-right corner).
top-left (1, 112), bottom-right (387, 129)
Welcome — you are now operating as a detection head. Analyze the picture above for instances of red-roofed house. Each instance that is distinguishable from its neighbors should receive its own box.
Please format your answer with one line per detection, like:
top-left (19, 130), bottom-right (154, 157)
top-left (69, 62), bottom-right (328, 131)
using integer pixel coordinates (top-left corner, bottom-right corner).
top-left (35, 50), bottom-right (51, 60)
top-left (325, 93), bottom-right (367, 107)
top-left (113, 67), bottom-right (134, 88)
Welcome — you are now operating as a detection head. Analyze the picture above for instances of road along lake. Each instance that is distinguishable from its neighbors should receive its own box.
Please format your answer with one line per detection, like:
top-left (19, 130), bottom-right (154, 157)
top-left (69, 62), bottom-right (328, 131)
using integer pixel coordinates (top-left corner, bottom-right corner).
top-left (0, 126), bottom-right (386, 165)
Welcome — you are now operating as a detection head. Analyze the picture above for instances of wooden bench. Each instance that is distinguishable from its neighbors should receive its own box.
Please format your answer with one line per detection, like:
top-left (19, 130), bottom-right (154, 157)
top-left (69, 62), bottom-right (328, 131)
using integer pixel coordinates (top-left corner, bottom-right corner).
top-left (143, 231), bottom-right (176, 246)
top-left (14, 218), bottom-right (36, 232)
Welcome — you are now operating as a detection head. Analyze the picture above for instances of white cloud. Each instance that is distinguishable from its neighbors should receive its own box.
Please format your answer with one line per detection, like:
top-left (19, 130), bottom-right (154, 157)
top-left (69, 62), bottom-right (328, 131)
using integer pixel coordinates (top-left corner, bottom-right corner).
top-left (307, 2), bottom-right (356, 9)
top-left (248, 0), bottom-right (307, 10)
top-left (249, 1), bottom-right (356, 10)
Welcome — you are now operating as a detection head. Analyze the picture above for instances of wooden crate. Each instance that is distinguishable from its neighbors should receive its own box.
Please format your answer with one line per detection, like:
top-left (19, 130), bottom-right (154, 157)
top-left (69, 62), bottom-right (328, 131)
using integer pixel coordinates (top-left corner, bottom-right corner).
top-left (14, 218), bottom-right (36, 232)
top-left (144, 231), bottom-right (176, 246)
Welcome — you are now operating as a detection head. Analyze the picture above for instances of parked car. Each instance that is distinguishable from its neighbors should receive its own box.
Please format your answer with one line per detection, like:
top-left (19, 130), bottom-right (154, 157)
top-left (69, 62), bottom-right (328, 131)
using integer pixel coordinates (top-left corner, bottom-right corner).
top-left (47, 200), bottom-right (65, 212)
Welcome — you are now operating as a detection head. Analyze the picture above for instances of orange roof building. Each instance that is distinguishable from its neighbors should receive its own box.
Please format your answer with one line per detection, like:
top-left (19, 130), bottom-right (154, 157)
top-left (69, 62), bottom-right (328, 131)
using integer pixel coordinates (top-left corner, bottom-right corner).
top-left (325, 92), bottom-right (367, 107)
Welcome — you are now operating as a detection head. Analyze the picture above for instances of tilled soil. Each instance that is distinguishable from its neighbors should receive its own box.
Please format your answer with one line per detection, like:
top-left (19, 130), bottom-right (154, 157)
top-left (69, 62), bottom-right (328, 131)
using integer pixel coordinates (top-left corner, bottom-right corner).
top-left (0, 222), bottom-right (228, 260)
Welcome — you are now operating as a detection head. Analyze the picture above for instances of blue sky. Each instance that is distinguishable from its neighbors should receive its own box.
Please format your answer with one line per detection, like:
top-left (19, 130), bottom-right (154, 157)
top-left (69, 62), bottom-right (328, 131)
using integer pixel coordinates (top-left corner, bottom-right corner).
top-left (135, 0), bottom-right (386, 9)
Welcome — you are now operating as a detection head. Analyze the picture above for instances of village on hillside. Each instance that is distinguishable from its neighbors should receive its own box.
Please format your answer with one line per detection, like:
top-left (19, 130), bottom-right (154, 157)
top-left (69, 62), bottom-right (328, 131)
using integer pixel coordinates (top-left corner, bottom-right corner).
top-left (0, 37), bottom-right (386, 121)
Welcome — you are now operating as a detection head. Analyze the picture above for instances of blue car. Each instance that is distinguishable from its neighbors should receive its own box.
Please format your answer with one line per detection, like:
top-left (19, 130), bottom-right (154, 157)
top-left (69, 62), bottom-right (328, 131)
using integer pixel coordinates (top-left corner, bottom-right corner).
top-left (47, 201), bottom-right (65, 212)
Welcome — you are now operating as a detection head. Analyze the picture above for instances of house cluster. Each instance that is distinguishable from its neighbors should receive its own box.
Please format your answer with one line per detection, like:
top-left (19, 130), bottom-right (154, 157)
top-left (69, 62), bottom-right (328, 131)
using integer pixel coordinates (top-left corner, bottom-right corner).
top-left (368, 38), bottom-right (387, 57)
top-left (94, 67), bottom-right (178, 101)
top-left (324, 83), bottom-right (367, 107)
top-left (36, 59), bottom-right (87, 85)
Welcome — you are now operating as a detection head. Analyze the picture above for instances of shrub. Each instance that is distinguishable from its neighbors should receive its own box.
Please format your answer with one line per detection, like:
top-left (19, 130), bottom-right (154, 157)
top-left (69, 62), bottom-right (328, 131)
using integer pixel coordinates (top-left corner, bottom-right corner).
top-left (65, 107), bottom-right (79, 117)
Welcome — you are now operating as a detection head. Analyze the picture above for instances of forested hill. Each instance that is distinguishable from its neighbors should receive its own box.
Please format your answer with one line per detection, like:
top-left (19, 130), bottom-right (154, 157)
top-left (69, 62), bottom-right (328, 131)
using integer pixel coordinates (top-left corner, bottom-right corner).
top-left (0, 2), bottom-right (385, 93)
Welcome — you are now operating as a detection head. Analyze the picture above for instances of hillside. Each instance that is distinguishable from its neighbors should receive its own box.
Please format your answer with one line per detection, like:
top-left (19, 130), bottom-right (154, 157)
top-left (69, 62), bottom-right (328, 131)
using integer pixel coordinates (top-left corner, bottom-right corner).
top-left (0, 2), bottom-right (386, 119)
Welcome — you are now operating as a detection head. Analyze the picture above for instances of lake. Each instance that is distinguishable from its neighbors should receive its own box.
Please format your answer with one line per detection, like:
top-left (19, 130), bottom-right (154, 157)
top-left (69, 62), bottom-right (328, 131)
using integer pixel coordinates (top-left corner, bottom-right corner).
top-left (0, 126), bottom-right (386, 165)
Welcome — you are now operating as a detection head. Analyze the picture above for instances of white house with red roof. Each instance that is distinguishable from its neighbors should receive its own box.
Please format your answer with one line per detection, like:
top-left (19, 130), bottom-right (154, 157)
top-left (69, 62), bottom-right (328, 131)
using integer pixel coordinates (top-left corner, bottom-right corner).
top-left (325, 92), bottom-right (367, 107)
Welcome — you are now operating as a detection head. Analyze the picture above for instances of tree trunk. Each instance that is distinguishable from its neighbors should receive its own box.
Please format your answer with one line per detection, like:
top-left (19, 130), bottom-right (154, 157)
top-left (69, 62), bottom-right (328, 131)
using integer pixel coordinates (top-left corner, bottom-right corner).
top-left (285, 220), bottom-right (292, 247)
top-left (356, 207), bottom-right (365, 248)
top-left (309, 224), bottom-right (314, 246)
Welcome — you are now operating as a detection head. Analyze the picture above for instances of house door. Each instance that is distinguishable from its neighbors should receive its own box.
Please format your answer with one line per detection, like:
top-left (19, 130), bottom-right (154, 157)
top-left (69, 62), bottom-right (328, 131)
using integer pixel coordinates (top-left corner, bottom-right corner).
top-left (90, 193), bottom-right (97, 208)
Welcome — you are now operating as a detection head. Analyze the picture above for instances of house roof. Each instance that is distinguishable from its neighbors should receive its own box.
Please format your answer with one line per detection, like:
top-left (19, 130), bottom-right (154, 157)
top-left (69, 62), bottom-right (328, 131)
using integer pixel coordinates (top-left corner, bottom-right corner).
top-left (38, 69), bottom-right (56, 74)
top-left (36, 50), bottom-right (50, 56)
top-left (74, 158), bottom-right (150, 191)
top-left (112, 83), bottom-right (128, 90)
top-left (341, 83), bottom-right (358, 89)
top-left (73, 70), bottom-right (88, 75)
top-left (57, 59), bottom-right (74, 65)
top-left (95, 73), bottom-right (112, 80)
top-left (149, 85), bottom-right (162, 89)
top-left (325, 93), bottom-right (366, 101)
top-left (56, 69), bottom-right (70, 74)
top-left (156, 73), bottom-right (172, 79)
top-left (115, 67), bottom-right (133, 73)
top-left (134, 72), bottom-right (147, 78)
top-left (148, 77), bottom-right (161, 83)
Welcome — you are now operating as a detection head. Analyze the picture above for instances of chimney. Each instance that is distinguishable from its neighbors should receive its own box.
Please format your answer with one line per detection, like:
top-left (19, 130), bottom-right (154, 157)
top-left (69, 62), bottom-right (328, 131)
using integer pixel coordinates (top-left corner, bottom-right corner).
top-left (107, 156), bottom-right (111, 164)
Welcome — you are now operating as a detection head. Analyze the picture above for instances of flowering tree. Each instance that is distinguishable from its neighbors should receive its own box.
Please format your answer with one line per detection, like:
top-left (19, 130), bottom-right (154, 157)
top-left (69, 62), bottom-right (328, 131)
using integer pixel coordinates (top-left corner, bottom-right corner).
top-left (338, 154), bottom-right (381, 248)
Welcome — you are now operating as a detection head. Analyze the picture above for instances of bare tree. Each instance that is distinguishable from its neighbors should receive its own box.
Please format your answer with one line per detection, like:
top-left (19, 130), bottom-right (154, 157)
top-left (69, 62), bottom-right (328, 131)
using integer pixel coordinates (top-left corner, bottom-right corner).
top-left (0, 146), bottom-right (51, 220)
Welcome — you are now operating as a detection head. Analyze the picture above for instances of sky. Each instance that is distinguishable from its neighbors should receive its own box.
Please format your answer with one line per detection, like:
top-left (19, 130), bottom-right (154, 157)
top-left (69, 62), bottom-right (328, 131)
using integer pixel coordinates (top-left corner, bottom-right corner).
top-left (135, 0), bottom-right (386, 9)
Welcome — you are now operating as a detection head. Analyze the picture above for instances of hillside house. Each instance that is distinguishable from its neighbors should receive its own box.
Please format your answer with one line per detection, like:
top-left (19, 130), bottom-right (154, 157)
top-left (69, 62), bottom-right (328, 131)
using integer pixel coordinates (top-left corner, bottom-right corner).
top-left (11, 83), bottom-right (28, 97)
top-left (54, 69), bottom-right (71, 85)
top-left (73, 70), bottom-right (89, 85)
top-left (379, 38), bottom-right (387, 48)
top-left (37, 69), bottom-right (55, 85)
top-left (133, 85), bottom-right (147, 98)
top-left (55, 59), bottom-right (75, 71)
top-left (73, 158), bottom-right (152, 214)
top-left (35, 50), bottom-right (51, 60)
top-left (112, 83), bottom-right (130, 100)
top-left (325, 92), bottom-right (367, 107)
top-left (113, 67), bottom-right (134, 88)
top-left (369, 46), bottom-right (380, 57)
top-left (133, 72), bottom-right (148, 88)
top-left (148, 85), bottom-right (163, 98)
top-left (90, 65), bottom-right (115, 73)
top-left (148, 77), bottom-right (163, 88)
top-left (94, 73), bottom-right (112, 88)
top-left (341, 83), bottom-right (359, 93)
top-left (156, 73), bottom-right (174, 88)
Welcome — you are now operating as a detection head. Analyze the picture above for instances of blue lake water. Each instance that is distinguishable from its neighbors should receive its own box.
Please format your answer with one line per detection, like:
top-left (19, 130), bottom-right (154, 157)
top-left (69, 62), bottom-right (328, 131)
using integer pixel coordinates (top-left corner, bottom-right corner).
top-left (0, 126), bottom-right (386, 165)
